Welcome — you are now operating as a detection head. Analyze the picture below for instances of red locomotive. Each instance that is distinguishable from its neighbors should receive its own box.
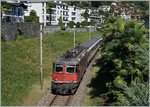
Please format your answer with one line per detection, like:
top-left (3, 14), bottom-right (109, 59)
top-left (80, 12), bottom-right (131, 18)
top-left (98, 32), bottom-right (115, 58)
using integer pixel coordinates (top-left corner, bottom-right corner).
top-left (51, 36), bottom-right (103, 94)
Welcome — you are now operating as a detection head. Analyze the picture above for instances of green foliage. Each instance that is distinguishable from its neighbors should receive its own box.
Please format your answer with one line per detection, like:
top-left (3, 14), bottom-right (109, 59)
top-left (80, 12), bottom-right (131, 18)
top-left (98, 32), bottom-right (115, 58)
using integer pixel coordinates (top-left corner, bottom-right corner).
top-left (68, 21), bottom-right (75, 28)
top-left (96, 17), bottom-right (149, 105)
top-left (24, 10), bottom-right (39, 23)
top-left (58, 16), bottom-right (63, 27)
top-left (82, 9), bottom-right (90, 21)
top-left (1, 2), bottom-right (12, 13)
top-left (98, 10), bottom-right (109, 17)
top-left (76, 22), bottom-right (81, 28)
top-left (46, 2), bottom-right (55, 8)
top-left (111, 81), bottom-right (149, 106)
top-left (81, 20), bottom-right (90, 27)
top-left (64, 1), bottom-right (91, 8)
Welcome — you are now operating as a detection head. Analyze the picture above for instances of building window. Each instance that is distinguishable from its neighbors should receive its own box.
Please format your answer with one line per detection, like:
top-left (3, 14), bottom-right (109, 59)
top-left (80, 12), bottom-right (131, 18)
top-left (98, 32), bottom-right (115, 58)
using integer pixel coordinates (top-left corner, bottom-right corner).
top-left (46, 16), bottom-right (50, 21)
top-left (42, 15), bottom-right (44, 21)
top-left (63, 11), bottom-right (65, 15)
top-left (51, 16), bottom-right (56, 21)
top-left (72, 17), bottom-right (76, 20)
top-left (42, 3), bottom-right (44, 7)
top-left (18, 8), bottom-right (22, 16)
top-left (72, 12), bottom-right (76, 16)
top-left (63, 17), bottom-right (68, 21)
top-left (66, 12), bottom-right (69, 16)
top-left (42, 9), bottom-right (44, 14)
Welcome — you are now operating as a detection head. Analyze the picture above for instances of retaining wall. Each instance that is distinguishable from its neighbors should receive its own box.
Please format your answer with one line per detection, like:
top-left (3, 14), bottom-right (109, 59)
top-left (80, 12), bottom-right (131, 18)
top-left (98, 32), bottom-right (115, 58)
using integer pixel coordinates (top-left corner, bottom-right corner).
top-left (1, 22), bottom-right (41, 41)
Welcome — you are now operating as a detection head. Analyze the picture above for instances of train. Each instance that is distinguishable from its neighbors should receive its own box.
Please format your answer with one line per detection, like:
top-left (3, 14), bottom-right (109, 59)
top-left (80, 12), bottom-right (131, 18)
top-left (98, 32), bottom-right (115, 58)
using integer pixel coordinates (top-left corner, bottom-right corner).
top-left (51, 36), bottom-right (103, 94)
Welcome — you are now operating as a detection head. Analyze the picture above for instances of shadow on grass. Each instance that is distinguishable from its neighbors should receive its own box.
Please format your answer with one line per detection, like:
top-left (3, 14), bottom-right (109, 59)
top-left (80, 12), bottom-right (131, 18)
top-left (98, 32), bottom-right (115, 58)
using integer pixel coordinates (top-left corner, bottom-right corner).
top-left (87, 57), bottom-right (115, 99)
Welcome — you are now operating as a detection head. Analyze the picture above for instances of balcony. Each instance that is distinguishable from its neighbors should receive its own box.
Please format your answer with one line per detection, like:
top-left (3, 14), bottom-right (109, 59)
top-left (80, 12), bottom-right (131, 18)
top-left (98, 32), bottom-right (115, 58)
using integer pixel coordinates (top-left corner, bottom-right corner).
top-left (46, 9), bottom-right (56, 15)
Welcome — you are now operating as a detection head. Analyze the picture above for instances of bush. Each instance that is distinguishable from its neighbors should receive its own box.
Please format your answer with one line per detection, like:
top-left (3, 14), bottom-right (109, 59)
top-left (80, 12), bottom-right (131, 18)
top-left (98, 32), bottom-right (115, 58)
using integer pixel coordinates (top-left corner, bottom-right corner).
top-left (81, 20), bottom-right (89, 27)
top-left (61, 25), bottom-right (66, 30)
top-left (76, 22), bottom-right (81, 28)
top-left (24, 10), bottom-right (39, 23)
top-left (68, 21), bottom-right (75, 28)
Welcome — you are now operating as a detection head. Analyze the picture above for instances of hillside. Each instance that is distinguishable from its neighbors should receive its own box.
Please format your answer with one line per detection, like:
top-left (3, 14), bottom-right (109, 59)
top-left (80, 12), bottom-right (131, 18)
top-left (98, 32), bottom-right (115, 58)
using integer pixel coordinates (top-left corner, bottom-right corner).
top-left (1, 31), bottom-right (100, 106)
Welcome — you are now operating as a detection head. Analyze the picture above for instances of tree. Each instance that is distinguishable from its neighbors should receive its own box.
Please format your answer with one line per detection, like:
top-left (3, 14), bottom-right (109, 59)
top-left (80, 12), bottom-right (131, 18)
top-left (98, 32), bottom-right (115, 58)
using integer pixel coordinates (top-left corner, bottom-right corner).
top-left (76, 22), bottom-right (81, 28)
top-left (24, 10), bottom-right (39, 23)
top-left (58, 16), bottom-right (65, 30)
top-left (82, 9), bottom-right (90, 21)
top-left (58, 16), bottom-right (63, 26)
top-left (81, 20), bottom-right (89, 27)
top-left (68, 21), bottom-right (75, 28)
top-left (1, 1), bottom-right (12, 18)
top-left (64, 1), bottom-right (91, 8)
top-left (97, 17), bottom-right (149, 105)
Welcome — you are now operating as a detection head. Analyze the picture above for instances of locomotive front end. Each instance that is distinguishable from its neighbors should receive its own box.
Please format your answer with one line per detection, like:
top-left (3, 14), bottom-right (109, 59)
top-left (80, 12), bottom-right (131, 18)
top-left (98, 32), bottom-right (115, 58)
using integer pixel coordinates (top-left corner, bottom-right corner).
top-left (51, 63), bottom-right (79, 94)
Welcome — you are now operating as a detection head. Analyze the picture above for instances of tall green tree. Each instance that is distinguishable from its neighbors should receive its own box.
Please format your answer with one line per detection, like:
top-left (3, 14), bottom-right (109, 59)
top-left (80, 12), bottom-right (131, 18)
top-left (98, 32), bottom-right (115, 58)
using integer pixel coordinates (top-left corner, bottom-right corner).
top-left (58, 16), bottom-right (63, 26)
top-left (24, 10), bottom-right (39, 23)
top-left (82, 9), bottom-right (90, 21)
top-left (97, 17), bottom-right (149, 106)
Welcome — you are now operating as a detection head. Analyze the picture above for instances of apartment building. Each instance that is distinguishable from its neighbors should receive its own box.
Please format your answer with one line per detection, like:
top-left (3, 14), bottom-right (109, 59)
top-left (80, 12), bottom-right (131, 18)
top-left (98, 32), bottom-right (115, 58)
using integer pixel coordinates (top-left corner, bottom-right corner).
top-left (24, 2), bottom-right (47, 26)
top-left (24, 1), bottom-right (89, 26)
top-left (50, 1), bottom-right (69, 26)
top-left (2, 1), bottom-right (27, 22)
top-left (50, 1), bottom-right (85, 26)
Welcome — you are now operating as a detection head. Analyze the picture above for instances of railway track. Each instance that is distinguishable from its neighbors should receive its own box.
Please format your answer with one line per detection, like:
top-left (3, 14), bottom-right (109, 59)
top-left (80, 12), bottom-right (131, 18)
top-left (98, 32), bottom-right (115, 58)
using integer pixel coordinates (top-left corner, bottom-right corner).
top-left (49, 95), bottom-right (72, 106)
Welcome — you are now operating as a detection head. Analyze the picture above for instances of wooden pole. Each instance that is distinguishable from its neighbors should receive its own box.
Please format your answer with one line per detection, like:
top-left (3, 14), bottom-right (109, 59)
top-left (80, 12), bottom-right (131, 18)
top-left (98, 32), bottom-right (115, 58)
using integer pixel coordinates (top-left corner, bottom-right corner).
top-left (74, 28), bottom-right (75, 48)
top-left (40, 24), bottom-right (43, 90)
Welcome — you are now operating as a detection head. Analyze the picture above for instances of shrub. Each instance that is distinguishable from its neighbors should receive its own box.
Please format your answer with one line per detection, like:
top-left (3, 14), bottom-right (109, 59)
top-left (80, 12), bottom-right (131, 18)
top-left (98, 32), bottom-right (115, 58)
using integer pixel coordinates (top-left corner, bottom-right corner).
top-left (68, 21), bottom-right (75, 28)
top-left (76, 22), bottom-right (81, 28)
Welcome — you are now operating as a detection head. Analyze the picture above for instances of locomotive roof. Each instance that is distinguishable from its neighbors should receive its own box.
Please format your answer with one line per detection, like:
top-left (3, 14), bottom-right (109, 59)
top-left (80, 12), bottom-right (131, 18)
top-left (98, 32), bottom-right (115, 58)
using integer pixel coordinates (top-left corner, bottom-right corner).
top-left (79, 36), bottom-right (102, 49)
top-left (54, 36), bottom-right (102, 65)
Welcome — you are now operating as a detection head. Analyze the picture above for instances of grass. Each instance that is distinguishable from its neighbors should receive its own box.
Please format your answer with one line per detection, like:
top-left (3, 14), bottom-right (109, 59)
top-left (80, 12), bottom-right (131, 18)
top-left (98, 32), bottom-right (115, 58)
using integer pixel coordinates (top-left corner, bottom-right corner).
top-left (1, 31), bottom-right (101, 106)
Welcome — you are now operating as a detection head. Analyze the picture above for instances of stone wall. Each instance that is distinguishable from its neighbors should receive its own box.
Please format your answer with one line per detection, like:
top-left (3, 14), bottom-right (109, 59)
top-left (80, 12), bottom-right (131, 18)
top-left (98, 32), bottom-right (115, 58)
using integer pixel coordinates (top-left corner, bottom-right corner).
top-left (1, 22), bottom-right (42, 41)
top-left (44, 26), bottom-right (61, 34)
top-left (1, 22), bottom-right (97, 41)
top-left (66, 27), bottom-right (96, 32)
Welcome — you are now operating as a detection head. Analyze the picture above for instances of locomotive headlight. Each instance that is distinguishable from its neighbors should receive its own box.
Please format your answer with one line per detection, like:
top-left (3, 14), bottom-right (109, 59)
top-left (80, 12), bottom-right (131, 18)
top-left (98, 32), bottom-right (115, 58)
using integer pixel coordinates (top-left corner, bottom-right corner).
top-left (70, 80), bottom-right (74, 83)
top-left (53, 78), bottom-right (57, 81)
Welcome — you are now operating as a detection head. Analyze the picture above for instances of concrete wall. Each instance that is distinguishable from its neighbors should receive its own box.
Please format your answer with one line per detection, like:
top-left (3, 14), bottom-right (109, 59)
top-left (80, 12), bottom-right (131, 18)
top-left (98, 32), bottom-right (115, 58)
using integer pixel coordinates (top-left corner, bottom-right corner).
top-left (44, 26), bottom-right (61, 34)
top-left (43, 26), bottom-right (96, 34)
top-left (1, 22), bottom-right (97, 41)
top-left (66, 27), bottom-right (96, 32)
top-left (1, 22), bottom-right (41, 41)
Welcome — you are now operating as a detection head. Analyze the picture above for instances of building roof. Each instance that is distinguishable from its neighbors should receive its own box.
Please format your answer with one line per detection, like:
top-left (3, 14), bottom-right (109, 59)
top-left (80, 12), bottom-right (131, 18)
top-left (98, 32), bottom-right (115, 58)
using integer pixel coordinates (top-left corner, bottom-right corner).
top-left (7, 2), bottom-right (27, 9)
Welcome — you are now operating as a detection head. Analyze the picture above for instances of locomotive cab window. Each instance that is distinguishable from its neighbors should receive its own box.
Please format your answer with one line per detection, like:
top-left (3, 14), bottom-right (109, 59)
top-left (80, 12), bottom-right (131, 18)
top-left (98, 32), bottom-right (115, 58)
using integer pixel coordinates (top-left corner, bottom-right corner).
top-left (66, 65), bottom-right (75, 73)
top-left (66, 65), bottom-right (78, 73)
top-left (55, 64), bottom-right (63, 72)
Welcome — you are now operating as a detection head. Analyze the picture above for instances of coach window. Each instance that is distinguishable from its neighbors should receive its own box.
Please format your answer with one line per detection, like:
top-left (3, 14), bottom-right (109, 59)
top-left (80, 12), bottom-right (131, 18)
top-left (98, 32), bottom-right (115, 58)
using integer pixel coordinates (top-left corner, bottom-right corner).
top-left (55, 64), bottom-right (63, 72)
top-left (66, 65), bottom-right (75, 73)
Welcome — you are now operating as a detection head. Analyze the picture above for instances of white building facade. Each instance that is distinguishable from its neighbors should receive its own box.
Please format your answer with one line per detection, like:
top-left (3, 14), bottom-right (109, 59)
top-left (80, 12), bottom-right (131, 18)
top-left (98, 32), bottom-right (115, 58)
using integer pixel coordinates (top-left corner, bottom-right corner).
top-left (24, 2), bottom-right (48, 26)
top-left (24, 1), bottom-right (90, 26)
